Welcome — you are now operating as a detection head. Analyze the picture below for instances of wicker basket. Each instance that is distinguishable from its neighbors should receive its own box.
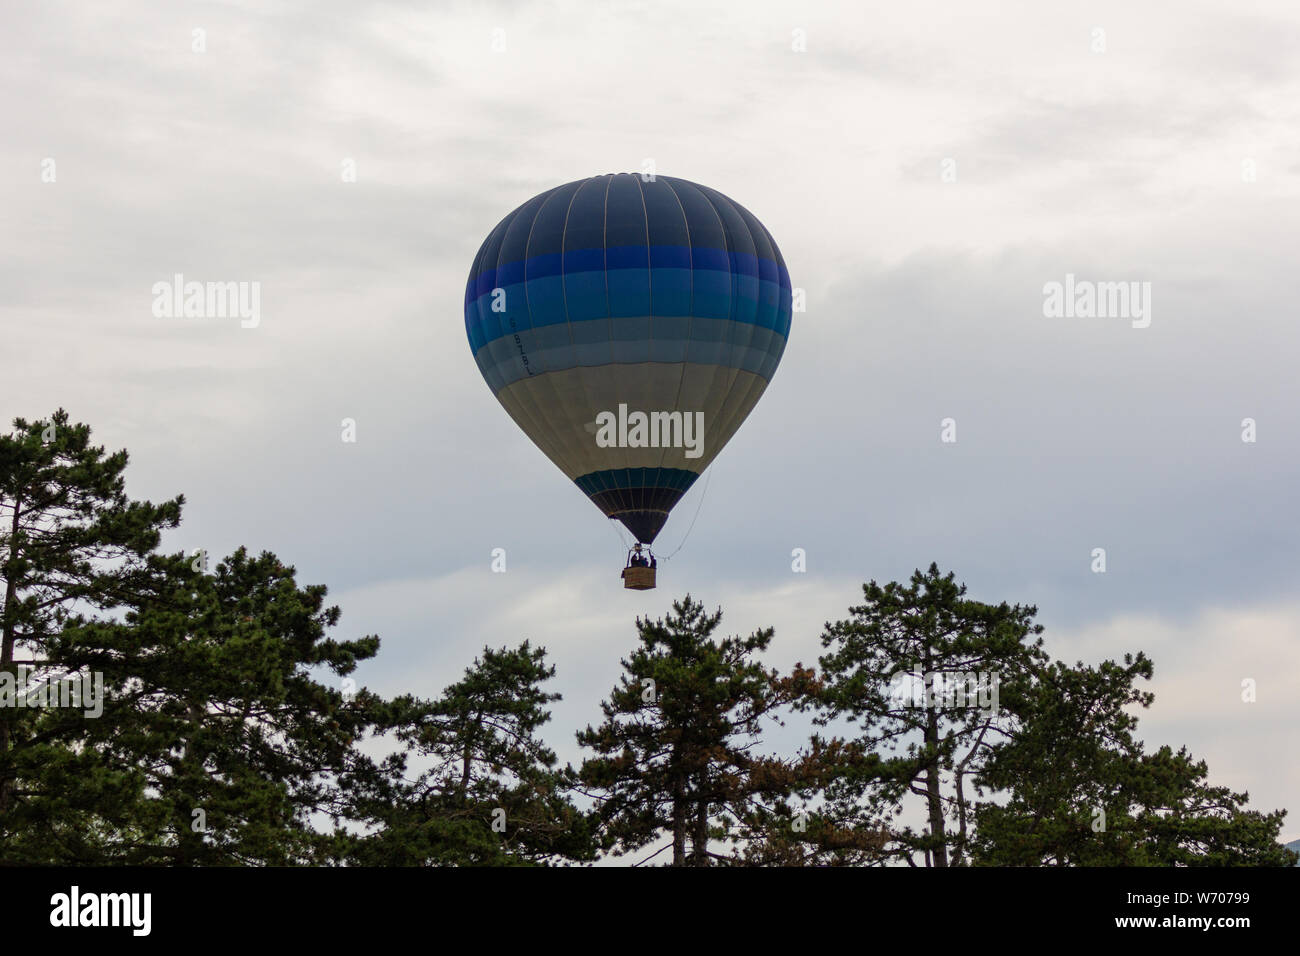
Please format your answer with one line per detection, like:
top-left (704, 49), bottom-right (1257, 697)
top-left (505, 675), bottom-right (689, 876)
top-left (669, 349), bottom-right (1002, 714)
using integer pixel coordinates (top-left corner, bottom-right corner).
top-left (622, 566), bottom-right (656, 590)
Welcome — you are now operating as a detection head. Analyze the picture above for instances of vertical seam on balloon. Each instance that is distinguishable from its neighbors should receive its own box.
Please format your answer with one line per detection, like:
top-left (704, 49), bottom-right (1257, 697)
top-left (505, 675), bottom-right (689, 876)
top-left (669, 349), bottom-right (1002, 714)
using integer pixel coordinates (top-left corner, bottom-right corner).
top-left (481, 208), bottom-right (529, 391)
top-left (632, 173), bottom-right (657, 525)
top-left (488, 199), bottom-right (557, 468)
top-left (597, 175), bottom-right (635, 522)
top-left (467, 210), bottom-right (506, 379)
top-left (562, 175), bottom-right (628, 522)
top-left (722, 199), bottom-right (772, 460)
top-left (520, 185), bottom-right (587, 493)
top-left (699, 186), bottom-right (748, 415)
top-left (679, 178), bottom-right (736, 494)
top-left (758, 219), bottom-right (791, 374)
top-left (697, 186), bottom-right (764, 465)
top-left (659, 176), bottom-right (694, 383)
top-left (654, 176), bottom-right (695, 522)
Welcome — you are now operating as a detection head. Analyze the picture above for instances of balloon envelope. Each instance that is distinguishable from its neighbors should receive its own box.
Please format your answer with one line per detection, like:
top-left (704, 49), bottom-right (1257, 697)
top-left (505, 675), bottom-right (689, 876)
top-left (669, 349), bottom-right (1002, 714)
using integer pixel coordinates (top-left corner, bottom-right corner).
top-left (465, 173), bottom-right (792, 544)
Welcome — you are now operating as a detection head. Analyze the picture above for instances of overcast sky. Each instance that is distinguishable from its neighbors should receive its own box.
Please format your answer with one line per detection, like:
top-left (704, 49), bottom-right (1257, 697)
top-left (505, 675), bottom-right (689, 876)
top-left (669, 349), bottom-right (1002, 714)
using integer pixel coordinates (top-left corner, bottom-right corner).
top-left (4, 0), bottom-right (1298, 852)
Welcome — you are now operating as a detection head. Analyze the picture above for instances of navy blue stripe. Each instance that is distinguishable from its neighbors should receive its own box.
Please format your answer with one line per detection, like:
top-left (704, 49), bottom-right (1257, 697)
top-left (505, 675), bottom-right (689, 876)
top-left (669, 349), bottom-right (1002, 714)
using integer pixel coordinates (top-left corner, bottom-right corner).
top-left (575, 467), bottom-right (701, 496)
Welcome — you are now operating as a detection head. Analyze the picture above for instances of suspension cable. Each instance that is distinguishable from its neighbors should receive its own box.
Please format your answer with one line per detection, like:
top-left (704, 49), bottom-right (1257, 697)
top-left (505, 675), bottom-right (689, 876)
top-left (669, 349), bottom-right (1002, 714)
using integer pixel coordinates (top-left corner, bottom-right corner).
top-left (656, 468), bottom-right (712, 562)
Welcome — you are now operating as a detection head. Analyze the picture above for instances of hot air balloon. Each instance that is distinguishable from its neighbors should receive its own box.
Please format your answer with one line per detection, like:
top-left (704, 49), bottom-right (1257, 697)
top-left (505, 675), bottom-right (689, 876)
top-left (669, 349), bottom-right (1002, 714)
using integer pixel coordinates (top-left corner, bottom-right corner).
top-left (464, 173), bottom-right (792, 588)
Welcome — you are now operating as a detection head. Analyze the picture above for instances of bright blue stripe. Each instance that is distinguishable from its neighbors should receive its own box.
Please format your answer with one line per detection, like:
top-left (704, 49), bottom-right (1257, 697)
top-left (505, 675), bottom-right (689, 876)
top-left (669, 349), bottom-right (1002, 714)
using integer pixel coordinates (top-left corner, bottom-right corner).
top-left (465, 244), bottom-right (791, 307)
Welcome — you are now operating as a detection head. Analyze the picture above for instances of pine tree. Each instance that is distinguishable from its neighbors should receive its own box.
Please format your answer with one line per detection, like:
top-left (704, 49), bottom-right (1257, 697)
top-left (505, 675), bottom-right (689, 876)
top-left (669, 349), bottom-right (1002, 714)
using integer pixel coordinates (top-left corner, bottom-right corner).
top-left (815, 564), bottom-right (1047, 866)
top-left (577, 596), bottom-right (814, 866)
top-left (0, 409), bottom-right (182, 841)
top-left (345, 642), bottom-right (595, 866)
top-left (15, 547), bottom-right (384, 864)
top-left (970, 653), bottom-right (1293, 866)
top-left (1, 409), bottom-right (394, 864)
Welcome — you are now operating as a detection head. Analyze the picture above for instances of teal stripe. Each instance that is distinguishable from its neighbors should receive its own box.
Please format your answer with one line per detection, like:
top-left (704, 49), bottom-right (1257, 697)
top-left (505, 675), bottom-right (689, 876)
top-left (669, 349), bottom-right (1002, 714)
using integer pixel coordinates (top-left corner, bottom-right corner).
top-left (465, 267), bottom-right (791, 353)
